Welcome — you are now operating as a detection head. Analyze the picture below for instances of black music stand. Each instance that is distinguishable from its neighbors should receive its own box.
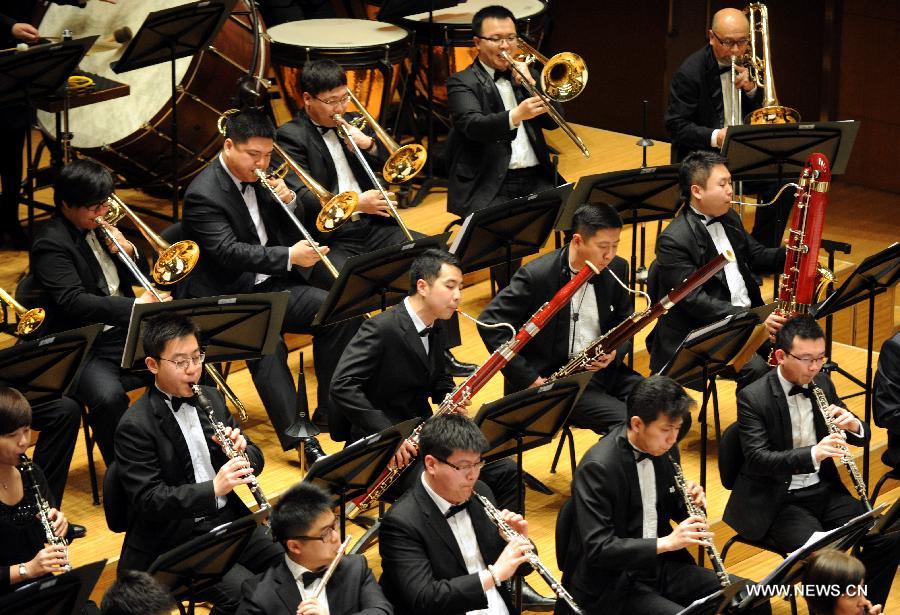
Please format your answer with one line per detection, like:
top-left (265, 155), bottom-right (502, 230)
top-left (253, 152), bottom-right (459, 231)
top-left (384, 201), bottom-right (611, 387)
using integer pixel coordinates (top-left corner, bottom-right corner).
top-left (674, 580), bottom-right (749, 615)
top-left (112, 0), bottom-right (234, 220)
top-left (303, 418), bottom-right (419, 541)
top-left (149, 508), bottom-right (270, 615)
top-left (733, 504), bottom-right (887, 613)
top-left (0, 559), bottom-right (106, 615)
top-left (450, 184), bottom-right (573, 282)
top-left (120, 293), bottom-right (289, 370)
top-left (722, 121), bottom-right (860, 250)
top-left (312, 234), bottom-right (449, 326)
top-left (0, 324), bottom-right (102, 408)
top-left (812, 242), bottom-right (900, 485)
top-left (661, 310), bottom-right (767, 492)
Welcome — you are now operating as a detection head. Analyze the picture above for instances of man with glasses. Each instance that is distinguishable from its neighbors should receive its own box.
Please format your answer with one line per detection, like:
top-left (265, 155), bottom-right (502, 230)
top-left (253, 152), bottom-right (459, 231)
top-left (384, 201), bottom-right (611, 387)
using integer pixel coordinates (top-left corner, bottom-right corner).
top-left (237, 481), bottom-right (393, 615)
top-left (723, 315), bottom-right (900, 607)
top-left (379, 412), bottom-right (534, 615)
top-left (445, 4), bottom-right (561, 219)
top-left (115, 312), bottom-right (283, 612)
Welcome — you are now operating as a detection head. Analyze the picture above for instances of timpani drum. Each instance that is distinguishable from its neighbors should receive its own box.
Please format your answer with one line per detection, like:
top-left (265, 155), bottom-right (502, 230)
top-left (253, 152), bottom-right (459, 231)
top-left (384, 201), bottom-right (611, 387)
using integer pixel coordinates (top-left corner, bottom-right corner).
top-left (35, 0), bottom-right (268, 192)
top-left (399, 0), bottom-right (548, 105)
top-left (267, 18), bottom-right (411, 122)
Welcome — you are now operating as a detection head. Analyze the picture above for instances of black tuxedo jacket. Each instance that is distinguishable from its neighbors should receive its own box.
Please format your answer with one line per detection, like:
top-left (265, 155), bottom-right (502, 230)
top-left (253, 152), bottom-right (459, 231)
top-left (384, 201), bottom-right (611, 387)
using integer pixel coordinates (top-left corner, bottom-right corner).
top-left (275, 110), bottom-right (389, 243)
top-left (446, 59), bottom-right (560, 217)
top-left (649, 207), bottom-right (785, 373)
top-left (561, 424), bottom-right (692, 614)
top-left (330, 303), bottom-right (454, 441)
top-left (478, 247), bottom-right (631, 392)
top-left (114, 385), bottom-right (264, 571)
top-left (874, 333), bottom-right (900, 468)
top-left (379, 480), bottom-right (520, 615)
top-left (181, 158), bottom-right (304, 298)
top-left (723, 371), bottom-right (867, 540)
top-left (29, 215), bottom-right (147, 334)
top-left (237, 553), bottom-right (393, 615)
top-left (665, 45), bottom-right (763, 162)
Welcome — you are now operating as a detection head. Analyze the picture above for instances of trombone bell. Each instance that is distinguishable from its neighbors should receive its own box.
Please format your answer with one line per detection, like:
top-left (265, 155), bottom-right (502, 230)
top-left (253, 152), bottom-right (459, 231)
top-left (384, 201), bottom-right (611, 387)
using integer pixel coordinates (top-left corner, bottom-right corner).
top-left (317, 192), bottom-right (359, 232)
top-left (0, 287), bottom-right (45, 336)
top-left (384, 143), bottom-right (427, 184)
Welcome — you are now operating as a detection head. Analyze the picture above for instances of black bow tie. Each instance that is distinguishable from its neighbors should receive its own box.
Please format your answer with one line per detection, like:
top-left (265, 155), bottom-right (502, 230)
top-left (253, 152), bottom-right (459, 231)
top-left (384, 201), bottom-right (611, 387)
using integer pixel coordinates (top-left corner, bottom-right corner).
top-left (445, 500), bottom-right (471, 519)
top-left (634, 450), bottom-right (654, 463)
top-left (240, 181), bottom-right (254, 194)
top-left (169, 395), bottom-right (194, 411)
top-left (301, 568), bottom-right (327, 588)
top-left (705, 213), bottom-right (729, 226)
top-left (493, 69), bottom-right (512, 82)
top-left (419, 326), bottom-right (434, 338)
top-left (318, 125), bottom-right (336, 135)
top-left (718, 65), bottom-right (733, 75)
top-left (788, 385), bottom-right (813, 398)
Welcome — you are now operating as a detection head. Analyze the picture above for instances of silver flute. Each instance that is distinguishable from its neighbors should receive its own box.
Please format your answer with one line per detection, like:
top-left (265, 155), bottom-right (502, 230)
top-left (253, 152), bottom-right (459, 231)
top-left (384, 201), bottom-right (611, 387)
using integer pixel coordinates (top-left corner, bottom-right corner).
top-left (472, 491), bottom-right (583, 615)
top-left (18, 453), bottom-right (71, 572)
top-left (191, 385), bottom-right (270, 512)
top-left (667, 454), bottom-right (730, 588)
top-left (811, 386), bottom-right (872, 511)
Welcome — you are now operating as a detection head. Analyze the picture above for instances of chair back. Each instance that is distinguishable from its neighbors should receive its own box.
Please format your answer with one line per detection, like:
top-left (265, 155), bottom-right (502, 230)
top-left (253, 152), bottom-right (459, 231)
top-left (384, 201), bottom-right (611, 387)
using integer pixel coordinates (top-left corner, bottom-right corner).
top-left (718, 423), bottom-right (744, 490)
top-left (103, 461), bottom-right (130, 533)
top-left (555, 497), bottom-right (575, 572)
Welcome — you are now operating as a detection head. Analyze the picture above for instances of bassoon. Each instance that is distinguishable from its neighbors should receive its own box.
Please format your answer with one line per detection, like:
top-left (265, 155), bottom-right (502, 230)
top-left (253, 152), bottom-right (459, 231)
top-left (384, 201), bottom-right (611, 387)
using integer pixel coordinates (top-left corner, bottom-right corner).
top-left (346, 260), bottom-right (601, 518)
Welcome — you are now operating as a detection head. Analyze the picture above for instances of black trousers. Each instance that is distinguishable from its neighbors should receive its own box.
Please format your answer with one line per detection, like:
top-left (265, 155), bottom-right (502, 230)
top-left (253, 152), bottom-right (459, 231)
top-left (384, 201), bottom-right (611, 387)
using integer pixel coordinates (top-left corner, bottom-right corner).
top-left (569, 363), bottom-right (645, 434)
top-left (764, 481), bottom-right (900, 607)
top-left (30, 396), bottom-right (81, 507)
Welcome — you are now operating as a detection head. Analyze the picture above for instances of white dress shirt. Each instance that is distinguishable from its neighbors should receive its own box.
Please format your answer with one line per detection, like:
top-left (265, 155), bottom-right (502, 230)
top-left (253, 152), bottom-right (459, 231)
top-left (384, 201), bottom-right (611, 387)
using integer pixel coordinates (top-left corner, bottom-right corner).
top-left (689, 205), bottom-right (751, 308)
top-left (479, 61), bottom-right (540, 170)
top-left (567, 267), bottom-right (601, 357)
top-left (421, 473), bottom-right (509, 615)
top-left (84, 228), bottom-right (123, 297)
top-left (285, 555), bottom-right (332, 615)
top-left (404, 296), bottom-right (432, 355)
top-left (629, 444), bottom-right (659, 539)
top-left (711, 62), bottom-right (758, 147)
top-left (317, 124), bottom-right (364, 196)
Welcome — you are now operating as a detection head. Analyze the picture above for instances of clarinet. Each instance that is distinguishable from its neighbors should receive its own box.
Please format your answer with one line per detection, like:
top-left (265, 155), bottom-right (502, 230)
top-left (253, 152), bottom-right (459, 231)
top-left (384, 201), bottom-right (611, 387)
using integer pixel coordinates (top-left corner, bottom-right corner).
top-left (667, 454), bottom-right (730, 588)
top-left (346, 260), bottom-right (601, 518)
top-left (191, 385), bottom-right (270, 512)
top-left (811, 385), bottom-right (872, 511)
top-left (472, 491), bottom-right (584, 615)
top-left (18, 453), bottom-right (71, 572)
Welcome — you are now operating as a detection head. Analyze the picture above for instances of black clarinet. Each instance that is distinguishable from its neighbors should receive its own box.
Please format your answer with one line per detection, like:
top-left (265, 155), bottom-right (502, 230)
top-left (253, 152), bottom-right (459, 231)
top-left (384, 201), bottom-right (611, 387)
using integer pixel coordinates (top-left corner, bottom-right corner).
top-left (18, 453), bottom-right (70, 572)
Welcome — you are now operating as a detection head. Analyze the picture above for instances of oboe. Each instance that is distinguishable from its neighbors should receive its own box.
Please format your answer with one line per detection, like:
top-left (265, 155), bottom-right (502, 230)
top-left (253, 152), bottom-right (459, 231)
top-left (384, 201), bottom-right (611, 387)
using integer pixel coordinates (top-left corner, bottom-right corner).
top-left (811, 385), bottom-right (872, 511)
top-left (667, 454), bottom-right (730, 588)
top-left (18, 453), bottom-right (71, 572)
top-left (191, 385), bottom-right (270, 512)
top-left (472, 491), bottom-right (584, 615)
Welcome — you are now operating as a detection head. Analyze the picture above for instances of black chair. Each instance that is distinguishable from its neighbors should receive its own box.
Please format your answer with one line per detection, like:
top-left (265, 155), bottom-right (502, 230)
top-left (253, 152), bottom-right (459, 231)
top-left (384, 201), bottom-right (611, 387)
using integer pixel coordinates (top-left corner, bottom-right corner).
top-left (870, 466), bottom-right (900, 504)
top-left (102, 461), bottom-right (130, 533)
top-left (555, 497), bottom-right (575, 574)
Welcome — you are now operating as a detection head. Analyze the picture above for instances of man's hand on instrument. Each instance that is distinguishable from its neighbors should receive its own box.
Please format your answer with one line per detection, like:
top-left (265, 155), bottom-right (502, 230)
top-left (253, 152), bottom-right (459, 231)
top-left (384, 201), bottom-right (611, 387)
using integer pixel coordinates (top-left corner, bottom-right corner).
top-left (296, 599), bottom-right (325, 615)
top-left (391, 438), bottom-right (418, 469)
top-left (812, 432), bottom-right (847, 463)
top-left (765, 311), bottom-right (787, 339)
top-left (716, 126), bottom-right (728, 148)
top-left (290, 239), bottom-right (328, 268)
top-left (510, 61), bottom-right (536, 87)
top-left (829, 405), bottom-right (859, 432)
top-left (339, 120), bottom-right (376, 153)
top-left (135, 289), bottom-right (170, 304)
top-left (733, 65), bottom-right (754, 92)
top-left (268, 176), bottom-right (295, 205)
top-left (686, 481), bottom-right (707, 511)
top-left (658, 515), bottom-right (711, 552)
top-left (510, 96), bottom-right (547, 125)
top-left (529, 376), bottom-right (546, 388)
top-left (11, 23), bottom-right (39, 43)
top-left (498, 509), bottom-right (529, 539)
top-left (493, 535), bottom-right (532, 582)
top-left (99, 220), bottom-right (136, 258)
top-left (357, 189), bottom-right (395, 218)
top-left (585, 350), bottom-right (616, 372)
top-left (213, 456), bottom-right (254, 497)
top-left (213, 425), bottom-right (248, 455)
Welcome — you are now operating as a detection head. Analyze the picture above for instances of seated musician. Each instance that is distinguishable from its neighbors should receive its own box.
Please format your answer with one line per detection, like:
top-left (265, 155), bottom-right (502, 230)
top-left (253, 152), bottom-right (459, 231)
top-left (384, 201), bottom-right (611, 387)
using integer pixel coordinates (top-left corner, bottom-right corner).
top-left (722, 315), bottom-right (900, 607)
top-left (237, 482), bottom-right (392, 615)
top-left (445, 4), bottom-right (560, 219)
top-left (379, 412), bottom-right (534, 615)
top-left (0, 386), bottom-right (71, 593)
top-left (30, 159), bottom-right (165, 465)
top-left (478, 203), bottom-right (644, 434)
top-left (182, 109), bottom-right (362, 463)
top-left (114, 312), bottom-right (282, 613)
top-left (874, 332), bottom-right (900, 470)
top-left (649, 150), bottom-right (785, 388)
top-left (802, 549), bottom-right (884, 615)
top-left (100, 570), bottom-right (176, 615)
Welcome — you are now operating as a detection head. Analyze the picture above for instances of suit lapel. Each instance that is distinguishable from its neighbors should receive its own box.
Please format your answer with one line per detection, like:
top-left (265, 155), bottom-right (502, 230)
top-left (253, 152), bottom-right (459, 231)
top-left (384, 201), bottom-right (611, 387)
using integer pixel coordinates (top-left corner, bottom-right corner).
top-left (768, 371), bottom-right (794, 450)
top-left (324, 558), bottom-right (352, 614)
top-left (150, 390), bottom-right (198, 483)
top-left (684, 209), bottom-right (728, 288)
top-left (705, 46), bottom-right (725, 128)
top-left (396, 304), bottom-right (430, 369)
top-left (301, 112), bottom-right (339, 192)
top-left (616, 435), bottom-right (644, 538)
top-left (66, 220), bottom-right (109, 296)
top-left (213, 162), bottom-right (262, 245)
top-left (414, 482), bottom-right (468, 572)
top-left (473, 60), bottom-right (506, 115)
top-left (273, 560), bottom-right (303, 613)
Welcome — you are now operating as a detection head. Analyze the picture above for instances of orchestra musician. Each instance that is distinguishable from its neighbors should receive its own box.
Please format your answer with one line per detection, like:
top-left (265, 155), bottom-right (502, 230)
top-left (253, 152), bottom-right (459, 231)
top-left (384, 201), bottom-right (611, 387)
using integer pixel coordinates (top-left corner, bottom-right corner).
top-left (802, 549), bottom-right (884, 615)
top-left (181, 109), bottom-right (361, 462)
top-left (114, 312), bottom-right (283, 613)
top-left (557, 375), bottom-right (767, 615)
top-left (649, 150), bottom-right (785, 388)
top-left (99, 570), bottom-right (176, 615)
top-left (378, 412), bottom-right (534, 615)
top-left (237, 482), bottom-right (393, 615)
top-left (478, 203), bottom-right (643, 435)
top-left (874, 332), bottom-right (900, 471)
top-left (722, 315), bottom-right (899, 607)
top-left (29, 160), bottom-right (164, 466)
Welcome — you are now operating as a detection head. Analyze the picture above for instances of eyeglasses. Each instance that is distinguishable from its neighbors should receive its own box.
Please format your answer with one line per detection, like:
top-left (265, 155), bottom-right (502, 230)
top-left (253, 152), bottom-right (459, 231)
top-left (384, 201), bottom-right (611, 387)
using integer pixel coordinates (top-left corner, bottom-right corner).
top-left (85, 201), bottom-right (110, 213)
top-left (434, 456), bottom-right (486, 473)
top-left (314, 93), bottom-right (351, 106)
top-left (158, 352), bottom-right (206, 371)
top-left (786, 352), bottom-right (828, 366)
top-left (291, 518), bottom-right (339, 543)
top-left (475, 35), bottom-right (518, 45)
top-left (711, 31), bottom-right (750, 48)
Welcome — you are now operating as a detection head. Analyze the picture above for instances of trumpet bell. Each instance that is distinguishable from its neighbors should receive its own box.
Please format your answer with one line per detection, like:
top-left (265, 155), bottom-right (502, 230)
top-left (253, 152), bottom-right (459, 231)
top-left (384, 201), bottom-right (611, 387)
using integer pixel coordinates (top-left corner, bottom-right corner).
top-left (383, 143), bottom-right (427, 184)
top-left (153, 240), bottom-right (200, 286)
top-left (748, 105), bottom-right (800, 125)
top-left (316, 192), bottom-right (359, 232)
top-left (542, 51), bottom-right (588, 102)
top-left (16, 307), bottom-right (45, 336)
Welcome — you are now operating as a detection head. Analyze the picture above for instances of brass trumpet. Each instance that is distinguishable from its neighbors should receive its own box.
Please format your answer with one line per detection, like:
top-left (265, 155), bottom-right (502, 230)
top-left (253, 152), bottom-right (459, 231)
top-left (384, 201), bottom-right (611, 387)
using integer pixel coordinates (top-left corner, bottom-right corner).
top-left (514, 38), bottom-right (588, 103)
top-left (95, 196), bottom-right (249, 423)
top-left (0, 286), bottom-right (44, 336)
top-left (217, 109), bottom-right (359, 233)
top-left (344, 88), bottom-right (427, 184)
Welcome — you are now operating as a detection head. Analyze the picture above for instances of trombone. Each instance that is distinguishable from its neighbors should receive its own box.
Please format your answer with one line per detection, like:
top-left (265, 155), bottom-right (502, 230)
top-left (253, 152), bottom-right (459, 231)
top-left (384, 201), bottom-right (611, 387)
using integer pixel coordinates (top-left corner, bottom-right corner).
top-left (217, 109), bottom-right (359, 233)
top-left (95, 196), bottom-right (250, 423)
top-left (0, 287), bottom-right (44, 336)
top-left (743, 2), bottom-right (799, 124)
top-left (332, 113), bottom-right (414, 242)
top-left (513, 38), bottom-right (588, 103)
top-left (499, 50), bottom-right (590, 158)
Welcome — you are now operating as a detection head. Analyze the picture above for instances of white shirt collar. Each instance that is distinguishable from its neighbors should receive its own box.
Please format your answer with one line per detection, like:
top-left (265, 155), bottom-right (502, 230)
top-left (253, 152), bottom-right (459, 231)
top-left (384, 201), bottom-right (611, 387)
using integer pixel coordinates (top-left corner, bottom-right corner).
top-left (776, 365), bottom-right (804, 398)
top-left (403, 297), bottom-right (431, 335)
top-left (689, 204), bottom-right (714, 223)
top-left (284, 554), bottom-right (320, 583)
top-left (420, 471), bottom-right (455, 517)
top-left (218, 153), bottom-right (246, 192)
